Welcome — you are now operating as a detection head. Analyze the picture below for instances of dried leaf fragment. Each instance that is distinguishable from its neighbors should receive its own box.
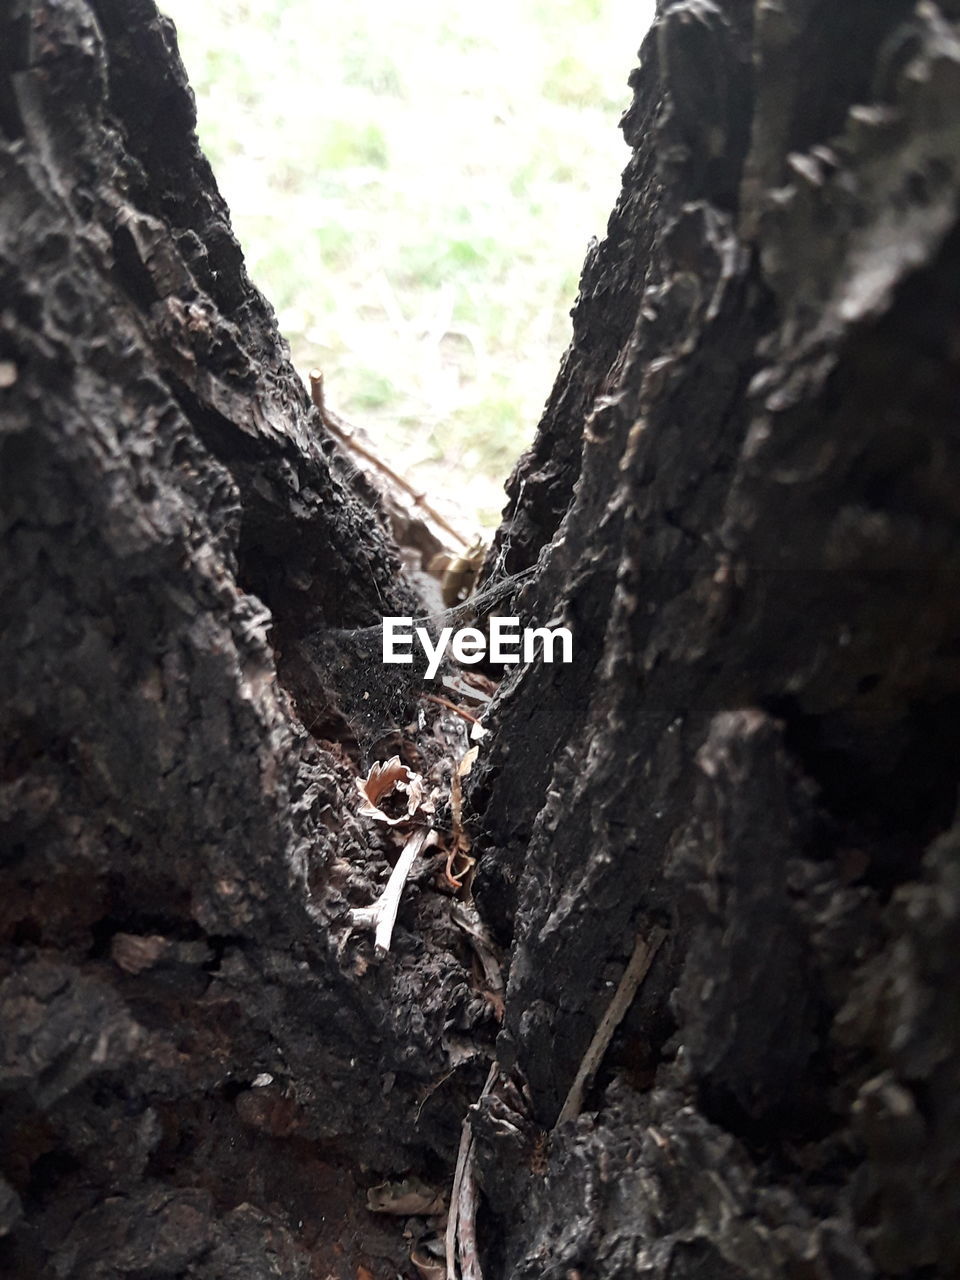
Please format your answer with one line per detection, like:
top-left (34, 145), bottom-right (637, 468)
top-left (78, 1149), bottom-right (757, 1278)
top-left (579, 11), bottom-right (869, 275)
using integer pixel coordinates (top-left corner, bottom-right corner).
top-left (410, 1243), bottom-right (446, 1280)
top-left (430, 536), bottom-right (486, 606)
top-left (111, 932), bottom-right (168, 974)
top-left (356, 755), bottom-right (435, 825)
top-left (366, 1175), bottom-right (446, 1216)
top-left (443, 845), bottom-right (475, 892)
top-left (445, 745), bottom-right (479, 888)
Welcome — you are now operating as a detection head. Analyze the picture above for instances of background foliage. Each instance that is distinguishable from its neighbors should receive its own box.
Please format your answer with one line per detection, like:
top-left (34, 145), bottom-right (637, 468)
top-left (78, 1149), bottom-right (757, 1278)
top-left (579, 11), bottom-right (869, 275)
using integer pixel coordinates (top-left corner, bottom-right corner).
top-left (161, 0), bottom-right (654, 528)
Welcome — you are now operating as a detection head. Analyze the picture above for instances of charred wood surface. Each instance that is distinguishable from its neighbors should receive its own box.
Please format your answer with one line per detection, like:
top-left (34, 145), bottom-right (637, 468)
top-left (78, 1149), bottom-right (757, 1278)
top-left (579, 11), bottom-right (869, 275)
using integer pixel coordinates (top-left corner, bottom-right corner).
top-left (474, 3), bottom-right (960, 1276)
top-left (2, 2), bottom-right (960, 1279)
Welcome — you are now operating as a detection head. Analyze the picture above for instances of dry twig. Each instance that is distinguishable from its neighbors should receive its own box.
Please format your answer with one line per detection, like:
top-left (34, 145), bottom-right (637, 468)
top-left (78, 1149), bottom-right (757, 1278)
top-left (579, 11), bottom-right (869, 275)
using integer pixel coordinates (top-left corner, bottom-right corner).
top-left (423, 693), bottom-right (481, 725)
top-left (556, 925), bottom-right (666, 1126)
top-left (309, 369), bottom-right (469, 550)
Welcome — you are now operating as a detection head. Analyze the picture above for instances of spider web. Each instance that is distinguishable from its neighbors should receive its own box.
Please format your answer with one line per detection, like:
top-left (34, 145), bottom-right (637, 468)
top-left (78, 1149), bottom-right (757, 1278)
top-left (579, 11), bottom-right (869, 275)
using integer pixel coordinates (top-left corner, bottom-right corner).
top-left (302, 567), bottom-right (535, 753)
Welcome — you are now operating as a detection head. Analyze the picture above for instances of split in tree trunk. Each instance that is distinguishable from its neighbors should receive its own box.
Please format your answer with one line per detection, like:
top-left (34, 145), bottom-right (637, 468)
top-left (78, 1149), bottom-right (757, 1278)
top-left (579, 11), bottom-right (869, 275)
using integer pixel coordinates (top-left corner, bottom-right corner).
top-left (2, 2), bottom-right (960, 1278)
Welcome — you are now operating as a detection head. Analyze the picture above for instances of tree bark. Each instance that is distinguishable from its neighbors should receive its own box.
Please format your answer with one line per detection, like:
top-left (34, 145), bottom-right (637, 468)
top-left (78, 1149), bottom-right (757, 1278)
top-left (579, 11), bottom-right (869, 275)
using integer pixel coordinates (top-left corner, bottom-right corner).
top-left (2, 2), bottom-right (960, 1279)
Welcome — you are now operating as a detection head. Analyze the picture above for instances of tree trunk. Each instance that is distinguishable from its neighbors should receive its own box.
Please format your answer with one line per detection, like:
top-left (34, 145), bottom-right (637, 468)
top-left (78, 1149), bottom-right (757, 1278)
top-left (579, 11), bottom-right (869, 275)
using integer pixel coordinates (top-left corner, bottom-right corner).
top-left (3, 2), bottom-right (960, 1279)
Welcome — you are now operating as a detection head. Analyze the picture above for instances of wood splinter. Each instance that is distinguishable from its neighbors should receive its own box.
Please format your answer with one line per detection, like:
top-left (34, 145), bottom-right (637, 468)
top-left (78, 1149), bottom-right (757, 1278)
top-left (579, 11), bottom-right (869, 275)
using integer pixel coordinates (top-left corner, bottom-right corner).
top-left (349, 827), bottom-right (433, 955)
top-left (446, 1061), bottom-right (498, 1280)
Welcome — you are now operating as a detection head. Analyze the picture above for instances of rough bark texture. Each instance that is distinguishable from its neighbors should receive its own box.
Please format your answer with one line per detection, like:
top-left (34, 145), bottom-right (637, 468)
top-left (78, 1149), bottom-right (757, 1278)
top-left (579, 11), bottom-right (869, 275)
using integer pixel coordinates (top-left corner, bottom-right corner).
top-left (2, 2), bottom-right (960, 1279)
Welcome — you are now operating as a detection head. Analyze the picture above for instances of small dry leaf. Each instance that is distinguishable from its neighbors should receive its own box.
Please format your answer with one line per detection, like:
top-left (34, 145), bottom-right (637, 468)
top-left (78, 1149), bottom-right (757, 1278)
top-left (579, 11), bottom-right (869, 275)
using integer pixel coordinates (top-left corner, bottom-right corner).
top-left (355, 756), bottom-right (435, 825)
top-left (111, 933), bottom-right (168, 974)
top-left (410, 1246), bottom-right (446, 1280)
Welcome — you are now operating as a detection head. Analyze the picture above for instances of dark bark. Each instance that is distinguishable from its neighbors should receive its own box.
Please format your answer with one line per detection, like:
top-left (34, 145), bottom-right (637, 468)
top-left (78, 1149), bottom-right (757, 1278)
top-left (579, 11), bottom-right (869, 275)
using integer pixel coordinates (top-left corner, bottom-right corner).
top-left (2, 2), bottom-right (960, 1279)
top-left (0, 4), bottom-right (475, 1277)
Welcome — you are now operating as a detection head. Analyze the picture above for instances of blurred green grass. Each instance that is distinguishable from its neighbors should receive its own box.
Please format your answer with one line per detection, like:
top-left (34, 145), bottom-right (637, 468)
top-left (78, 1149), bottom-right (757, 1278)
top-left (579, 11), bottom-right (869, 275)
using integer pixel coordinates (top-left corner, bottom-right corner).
top-left (161, 0), bottom-right (654, 531)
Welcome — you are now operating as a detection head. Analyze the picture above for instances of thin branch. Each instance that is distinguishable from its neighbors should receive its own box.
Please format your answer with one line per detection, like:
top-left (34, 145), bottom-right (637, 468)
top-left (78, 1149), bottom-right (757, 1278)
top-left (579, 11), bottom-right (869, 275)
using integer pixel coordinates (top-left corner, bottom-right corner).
top-left (423, 693), bottom-right (481, 725)
top-left (309, 370), bottom-right (470, 550)
top-left (556, 925), bottom-right (666, 1127)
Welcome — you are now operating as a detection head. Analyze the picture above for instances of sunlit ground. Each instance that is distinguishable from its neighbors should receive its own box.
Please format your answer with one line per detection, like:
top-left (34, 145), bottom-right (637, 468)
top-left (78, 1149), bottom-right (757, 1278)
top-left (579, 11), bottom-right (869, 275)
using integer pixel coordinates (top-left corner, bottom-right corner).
top-left (161, 0), bottom-right (656, 532)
